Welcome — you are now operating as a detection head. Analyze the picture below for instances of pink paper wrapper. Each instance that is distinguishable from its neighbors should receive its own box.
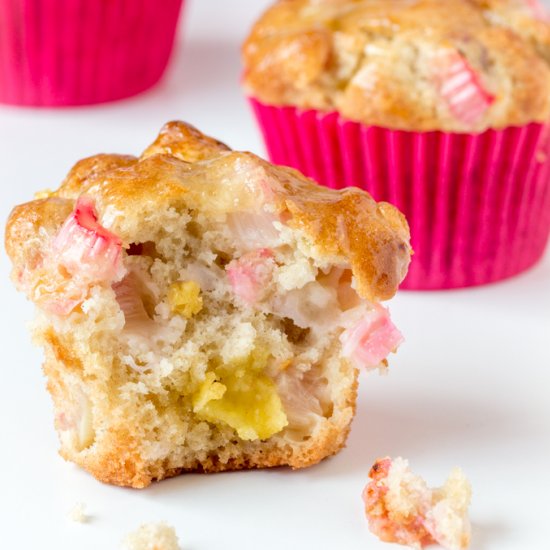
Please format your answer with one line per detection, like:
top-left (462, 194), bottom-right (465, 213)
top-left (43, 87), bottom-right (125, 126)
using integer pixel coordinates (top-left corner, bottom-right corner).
top-left (250, 98), bottom-right (550, 290)
top-left (0, 0), bottom-right (184, 106)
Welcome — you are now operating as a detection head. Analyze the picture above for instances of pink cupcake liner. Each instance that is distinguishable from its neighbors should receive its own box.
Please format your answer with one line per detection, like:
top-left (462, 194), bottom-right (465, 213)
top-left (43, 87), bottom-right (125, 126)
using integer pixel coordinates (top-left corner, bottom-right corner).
top-left (0, 0), bottom-right (184, 106)
top-left (249, 98), bottom-right (550, 290)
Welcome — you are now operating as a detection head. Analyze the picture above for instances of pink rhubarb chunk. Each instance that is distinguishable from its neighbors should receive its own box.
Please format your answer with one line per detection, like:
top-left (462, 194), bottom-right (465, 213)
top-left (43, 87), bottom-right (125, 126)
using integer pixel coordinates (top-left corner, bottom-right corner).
top-left (525, 0), bottom-right (549, 20)
top-left (226, 248), bottom-right (274, 304)
top-left (435, 51), bottom-right (495, 126)
top-left (340, 305), bottom-right (403, 369)
top-left (42, 289), bottom-right (87, 317)
top-left (53, 196), bottom-right (124, 282)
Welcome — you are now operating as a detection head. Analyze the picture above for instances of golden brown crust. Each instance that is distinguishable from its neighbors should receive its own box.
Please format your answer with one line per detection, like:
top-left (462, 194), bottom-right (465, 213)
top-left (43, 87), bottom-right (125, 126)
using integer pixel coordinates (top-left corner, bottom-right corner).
top-left (279, 178), bottom-right (410, 300)
top-left (142, 120), bottom-right (231, 162)
top-left (76, 394), bottom-right (355, 489)
top-left (6, 121), bottom-right (410, 302)
top-left (242, 0), bottom-right (550, 131)
top-left (5, 198), bottom-right (73, 265)
top-left (57, 154), bottom-right (138, 199)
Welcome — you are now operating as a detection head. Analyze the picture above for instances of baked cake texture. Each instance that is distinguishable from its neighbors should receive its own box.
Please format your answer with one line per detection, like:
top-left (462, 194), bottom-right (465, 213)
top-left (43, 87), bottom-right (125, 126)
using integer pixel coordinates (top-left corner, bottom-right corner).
top-left (243, 0), bottom-right (550, 132)
top-left (363, 457), bottom-right (472, 550)
top-left (123, 522), bottom-right (181, 550)
top-left (5, 122), bottom-right (410, 488)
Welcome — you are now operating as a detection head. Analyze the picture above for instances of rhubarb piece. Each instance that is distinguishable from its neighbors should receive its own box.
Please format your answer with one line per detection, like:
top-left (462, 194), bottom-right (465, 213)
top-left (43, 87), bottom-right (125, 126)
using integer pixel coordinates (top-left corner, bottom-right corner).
top-left (53, 196), bottom-right (124, 282)
top-left (525, 0), bottom-right (549, 21)
top-left (11, 197), bottom-right (125, 316)
top-left (226, 248), bottom-right (275, 304)
top-left (340, 306), bottom-right (404, 370)
top-left (434, 50), bottom-right (495, 126)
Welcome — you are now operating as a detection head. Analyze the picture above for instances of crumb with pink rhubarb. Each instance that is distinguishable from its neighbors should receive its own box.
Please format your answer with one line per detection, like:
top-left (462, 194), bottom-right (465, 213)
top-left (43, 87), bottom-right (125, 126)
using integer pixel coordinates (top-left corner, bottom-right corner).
top-left (363, 457), bottom-right (472, 550)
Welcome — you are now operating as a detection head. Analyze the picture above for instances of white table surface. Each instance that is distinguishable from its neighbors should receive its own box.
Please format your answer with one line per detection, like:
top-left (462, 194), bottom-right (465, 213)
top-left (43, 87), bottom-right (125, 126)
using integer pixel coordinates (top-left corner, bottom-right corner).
top-left (1, 2), bottom-right (549, 549)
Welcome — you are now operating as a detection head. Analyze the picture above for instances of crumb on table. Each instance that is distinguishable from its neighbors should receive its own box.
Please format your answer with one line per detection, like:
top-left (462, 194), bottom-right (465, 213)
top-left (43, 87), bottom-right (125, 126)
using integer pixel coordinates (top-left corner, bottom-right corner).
top-left (362, 457), bottom-right (472, 550)
top-left (122, 522), bottom-right (181, 550)
top-left (68, 502), bottom-right (87, 523)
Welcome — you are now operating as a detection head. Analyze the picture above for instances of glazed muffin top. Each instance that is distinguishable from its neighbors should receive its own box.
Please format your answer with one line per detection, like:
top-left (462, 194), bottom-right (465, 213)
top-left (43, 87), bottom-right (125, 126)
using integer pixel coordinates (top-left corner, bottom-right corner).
top-left (242, 0), bottom-right (550, 132)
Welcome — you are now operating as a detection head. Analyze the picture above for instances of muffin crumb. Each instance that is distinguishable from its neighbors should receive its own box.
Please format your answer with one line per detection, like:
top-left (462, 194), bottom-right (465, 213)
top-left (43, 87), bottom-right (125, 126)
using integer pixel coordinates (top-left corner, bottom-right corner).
top-left (122, 522), bottom-right (181, 550)
top-left (68, 502), bottom-right (87, 523)
top-left (363, 457), bottom-right (472, 550)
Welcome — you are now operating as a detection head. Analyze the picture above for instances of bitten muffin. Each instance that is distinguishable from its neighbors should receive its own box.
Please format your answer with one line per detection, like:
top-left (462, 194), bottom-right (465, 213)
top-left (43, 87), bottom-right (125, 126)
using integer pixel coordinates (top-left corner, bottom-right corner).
top-left (243, 0), bottom-right (550, 132)
top-left (5, 122), bottom-right (411, 488)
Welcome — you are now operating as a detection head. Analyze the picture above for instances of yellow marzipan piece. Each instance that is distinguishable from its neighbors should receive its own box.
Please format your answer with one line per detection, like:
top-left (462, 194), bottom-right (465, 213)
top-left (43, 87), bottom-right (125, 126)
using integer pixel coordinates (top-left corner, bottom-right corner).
top-left (193, 372), bottom-right (227, 411)
top-left (168, 281), bottom-right (203, 318)
top-left (192, 349), bottom-right (288, 441)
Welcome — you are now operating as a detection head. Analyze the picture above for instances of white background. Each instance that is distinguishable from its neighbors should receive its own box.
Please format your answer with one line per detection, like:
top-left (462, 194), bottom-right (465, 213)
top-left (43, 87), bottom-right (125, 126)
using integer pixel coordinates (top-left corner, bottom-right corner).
top-left (1, 2), bottom-right (549, 549)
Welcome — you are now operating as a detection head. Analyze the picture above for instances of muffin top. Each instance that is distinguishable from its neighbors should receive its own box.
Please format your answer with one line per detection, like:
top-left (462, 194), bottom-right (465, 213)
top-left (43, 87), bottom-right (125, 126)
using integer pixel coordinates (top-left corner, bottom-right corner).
top-left (243, 0), bottom-right (550, 132)
top-left (6, 121), bottom-right (411, 303)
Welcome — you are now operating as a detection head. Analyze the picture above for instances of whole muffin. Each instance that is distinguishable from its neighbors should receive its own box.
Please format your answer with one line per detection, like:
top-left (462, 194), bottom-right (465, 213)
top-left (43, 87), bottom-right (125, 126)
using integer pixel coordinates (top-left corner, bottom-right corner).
top-left (243, 0), bottom-right (550, 289)
top-left (0, 0), bottom-right (184, 106)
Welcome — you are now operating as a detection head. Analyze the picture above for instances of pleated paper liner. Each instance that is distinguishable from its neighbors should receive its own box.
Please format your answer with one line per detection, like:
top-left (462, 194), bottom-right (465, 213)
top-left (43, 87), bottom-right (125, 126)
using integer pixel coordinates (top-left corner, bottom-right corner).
top-left (0, 0), bottom-right (184, 106)
top-left (250, 98), bottom-right (550, 290)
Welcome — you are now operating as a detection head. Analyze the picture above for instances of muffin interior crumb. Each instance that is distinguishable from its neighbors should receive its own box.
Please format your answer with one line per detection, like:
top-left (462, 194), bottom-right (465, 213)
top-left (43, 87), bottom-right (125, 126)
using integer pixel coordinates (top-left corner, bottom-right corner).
top-left (39, 199), bottom-right (370, 465)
